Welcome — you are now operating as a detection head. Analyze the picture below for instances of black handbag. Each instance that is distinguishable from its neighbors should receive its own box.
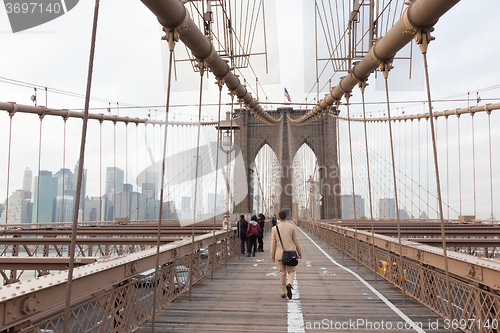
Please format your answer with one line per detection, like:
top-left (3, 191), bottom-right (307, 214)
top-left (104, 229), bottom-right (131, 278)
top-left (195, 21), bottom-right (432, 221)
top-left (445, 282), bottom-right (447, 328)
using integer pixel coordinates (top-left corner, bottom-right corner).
top-left (276, 225), bottom-right (299, 266)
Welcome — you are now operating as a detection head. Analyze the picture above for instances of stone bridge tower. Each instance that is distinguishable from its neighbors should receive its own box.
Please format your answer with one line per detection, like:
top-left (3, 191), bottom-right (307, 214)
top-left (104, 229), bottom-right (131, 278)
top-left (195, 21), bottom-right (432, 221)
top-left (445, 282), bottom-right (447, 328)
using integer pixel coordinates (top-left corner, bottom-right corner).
top-left (234, 107), bottom-right (341, 219)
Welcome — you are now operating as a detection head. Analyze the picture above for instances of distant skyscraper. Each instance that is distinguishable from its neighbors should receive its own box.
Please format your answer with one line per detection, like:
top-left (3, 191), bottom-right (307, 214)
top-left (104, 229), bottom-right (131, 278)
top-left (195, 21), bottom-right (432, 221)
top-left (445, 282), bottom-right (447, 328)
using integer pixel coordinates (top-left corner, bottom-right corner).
top-left (114, 190), bottom-right (146, 220)
top-left (379, 198), bottom-right (396, 219)
top-left (398, 208), bottom-right (410, 219)
top-left (73, 161), bottom-right (87, 222)
top-left (207, 193), bottom-right (223, 215)
top-left (54, 168), bottom-right (74, 196)
top-left (54, 196), bottom-right (74, 222)
top-left (341, 194), bottom-right (365, 219)
top-left (105, 167), bottom-right (124, 195)
top-left (32, 171), bottom-right (58, 223)
top-left (1, 190), bottom-right (30, 224)
top-left (84, 198), bottom-right (100, 222)
top-left (22, 168), bottom-right (32, 200)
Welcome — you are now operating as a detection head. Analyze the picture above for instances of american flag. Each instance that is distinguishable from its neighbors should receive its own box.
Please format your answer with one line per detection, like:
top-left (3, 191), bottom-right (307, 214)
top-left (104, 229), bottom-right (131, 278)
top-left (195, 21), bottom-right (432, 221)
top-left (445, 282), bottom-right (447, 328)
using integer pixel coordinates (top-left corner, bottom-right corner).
top-left (284, 88), bottom-right (291, 102)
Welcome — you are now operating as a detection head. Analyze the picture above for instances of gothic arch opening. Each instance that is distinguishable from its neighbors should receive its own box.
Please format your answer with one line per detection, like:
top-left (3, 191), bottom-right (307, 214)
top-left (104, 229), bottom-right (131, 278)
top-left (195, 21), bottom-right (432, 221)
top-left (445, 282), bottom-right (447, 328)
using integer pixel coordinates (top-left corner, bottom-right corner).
top-left (292, 143), bottom-right (320, 220)
top-left (252, 143), bottom-right (279, 217)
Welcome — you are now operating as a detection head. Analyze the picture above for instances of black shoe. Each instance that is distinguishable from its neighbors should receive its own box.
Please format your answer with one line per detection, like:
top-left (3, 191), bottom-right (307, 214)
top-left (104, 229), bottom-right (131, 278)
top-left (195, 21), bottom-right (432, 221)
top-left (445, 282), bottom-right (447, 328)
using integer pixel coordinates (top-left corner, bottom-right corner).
top-left (286, 284), bottom-right (293, 299)
top-left (252, 253), bottom-right (255, 257)
top-left (246, 253), bottom-right (251, 257)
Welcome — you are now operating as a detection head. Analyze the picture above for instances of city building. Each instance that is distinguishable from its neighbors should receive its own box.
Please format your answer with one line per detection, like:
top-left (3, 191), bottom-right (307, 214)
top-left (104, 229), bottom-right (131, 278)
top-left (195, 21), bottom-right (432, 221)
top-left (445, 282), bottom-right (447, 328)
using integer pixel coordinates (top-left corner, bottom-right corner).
top-left (341, 194), bottom-right (365, 219)
top-left (207, 192), bottom-right (224, 216)
top-left (54, 196), bottom-right (74, 222)
top-left (22, 168), bottom-right (32, 200)
top-left (0, 190), bottom-right (31, 225)
top-left (105, 167), bottom-right (124, 195)
top-left (379, 198), bottom-right (396, 219)
top-left (84, 197), bottom-right (101, 222)
top-left (114, 190), bottom-right (146, 220)
top-left (31, 171), bottom-right (58, 224)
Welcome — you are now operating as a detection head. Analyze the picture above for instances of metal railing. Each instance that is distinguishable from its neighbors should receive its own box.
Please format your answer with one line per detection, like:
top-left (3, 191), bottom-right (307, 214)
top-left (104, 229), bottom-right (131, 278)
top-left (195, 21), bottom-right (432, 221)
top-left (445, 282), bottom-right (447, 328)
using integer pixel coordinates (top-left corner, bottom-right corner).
top-left (298, 220), bottom-right (500, 333)
top-left (0, 229), bottom-right (238, 333)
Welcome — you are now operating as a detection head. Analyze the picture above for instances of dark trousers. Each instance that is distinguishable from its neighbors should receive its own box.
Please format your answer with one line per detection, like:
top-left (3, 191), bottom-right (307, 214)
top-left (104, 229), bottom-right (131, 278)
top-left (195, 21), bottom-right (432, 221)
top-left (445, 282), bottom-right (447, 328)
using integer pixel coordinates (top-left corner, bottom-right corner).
top-left (257, 234), bottom-right (264, 251)
top-left (240, 237), bottom-right (248, 254)
top-left (247, 234), bottom-right (258, 255)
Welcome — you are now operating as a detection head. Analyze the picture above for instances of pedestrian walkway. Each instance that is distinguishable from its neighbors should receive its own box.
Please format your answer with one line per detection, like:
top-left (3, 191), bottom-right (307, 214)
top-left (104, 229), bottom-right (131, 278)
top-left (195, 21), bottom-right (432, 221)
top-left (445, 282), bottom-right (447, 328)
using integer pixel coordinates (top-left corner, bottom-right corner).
top-left (136, 223), bottom-right (449, 332)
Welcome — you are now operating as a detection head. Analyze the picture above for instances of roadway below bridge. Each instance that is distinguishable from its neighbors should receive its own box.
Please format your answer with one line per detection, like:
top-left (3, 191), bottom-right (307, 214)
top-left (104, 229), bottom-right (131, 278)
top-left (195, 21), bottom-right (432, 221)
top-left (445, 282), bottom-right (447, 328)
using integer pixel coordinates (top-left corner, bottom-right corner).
top-left (136, 223), bottom-right (450, 332)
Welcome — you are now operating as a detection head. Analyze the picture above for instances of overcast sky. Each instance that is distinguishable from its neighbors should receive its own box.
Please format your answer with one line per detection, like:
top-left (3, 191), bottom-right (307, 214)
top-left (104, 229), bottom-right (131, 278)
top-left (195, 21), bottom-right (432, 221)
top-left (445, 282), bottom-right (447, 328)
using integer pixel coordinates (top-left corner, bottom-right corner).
top-left (1, 0), bottom-right (499, 219)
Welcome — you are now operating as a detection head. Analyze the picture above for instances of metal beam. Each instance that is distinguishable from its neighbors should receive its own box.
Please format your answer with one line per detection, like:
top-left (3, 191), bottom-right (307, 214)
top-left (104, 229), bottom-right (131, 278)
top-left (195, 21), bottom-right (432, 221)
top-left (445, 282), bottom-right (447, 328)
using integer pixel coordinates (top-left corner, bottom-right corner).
top-left (0, 258), bottom-right (97, 270)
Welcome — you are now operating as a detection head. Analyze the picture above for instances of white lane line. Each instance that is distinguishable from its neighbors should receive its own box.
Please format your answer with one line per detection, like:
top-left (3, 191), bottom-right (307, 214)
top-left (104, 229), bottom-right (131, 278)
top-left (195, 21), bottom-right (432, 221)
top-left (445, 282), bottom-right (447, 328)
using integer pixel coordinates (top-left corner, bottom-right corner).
top-left (288, 276), bottom-right (305, 333)
top-left (297, 227), bottom-right (426, 333)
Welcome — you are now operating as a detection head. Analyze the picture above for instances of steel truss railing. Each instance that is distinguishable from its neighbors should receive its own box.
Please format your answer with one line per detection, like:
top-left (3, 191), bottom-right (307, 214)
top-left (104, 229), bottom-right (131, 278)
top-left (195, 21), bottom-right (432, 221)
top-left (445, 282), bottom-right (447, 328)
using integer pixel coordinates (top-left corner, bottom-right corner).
top-left (0, 230), bottom-right (238, 333)
top-left (299, 220), bottom-right (500, 333)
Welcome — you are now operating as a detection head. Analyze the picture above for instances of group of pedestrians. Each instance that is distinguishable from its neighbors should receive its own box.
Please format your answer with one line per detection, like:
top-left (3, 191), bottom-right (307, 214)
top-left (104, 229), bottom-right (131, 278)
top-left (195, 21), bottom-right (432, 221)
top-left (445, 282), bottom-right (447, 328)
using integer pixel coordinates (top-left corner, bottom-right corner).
top-left (237, 213), bottom-right (266, 256)
top-left (237, 211), bottom-right (302, 300)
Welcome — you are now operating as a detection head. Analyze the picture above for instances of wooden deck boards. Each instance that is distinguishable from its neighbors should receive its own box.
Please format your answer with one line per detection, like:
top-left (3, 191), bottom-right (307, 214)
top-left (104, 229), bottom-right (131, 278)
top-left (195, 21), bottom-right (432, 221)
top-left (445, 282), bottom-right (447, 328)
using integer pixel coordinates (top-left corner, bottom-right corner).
top-left (136, 226), bottom-right (450, 332)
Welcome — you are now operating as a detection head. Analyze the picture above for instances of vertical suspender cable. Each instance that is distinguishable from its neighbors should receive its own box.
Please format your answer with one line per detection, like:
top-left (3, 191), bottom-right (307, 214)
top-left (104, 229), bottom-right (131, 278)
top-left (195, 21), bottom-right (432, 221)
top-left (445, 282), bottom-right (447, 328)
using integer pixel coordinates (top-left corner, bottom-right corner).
top-left (487, 112), bottom-right (494, 220)
top-left (4, 113), bottom-right (14, 226)
top-left (426, 117), bottom-right (429, 218)
top-left (345, 94), bottom-right (359, 269)
top-left (99, 119), bottom-right (103, 222)
top-left (136, 123), bottom-right (139, 221)
top-left (418, 118), bottom-right (421, 216)
top-left (113, 121), bottom-right (116, 220)
top-left (337, 115), bottom-right (344, 259)
top-left (445, 116), bottom-right (449, 220)
top-left (457, 116), bottom-right (462, 216)
top-left (211, 81), bottom-right (223, 281)
top-left (35, 115), bottom-right (44, 225)
top-left (62, 118), bottom-right (67, 222)
top-left (125, 123), bottom-right (129, 217)
top-left (411, 119), bottom-right (414, 218)
top-left (151, 29), bottom-right (176, 333)
top-left (471, 113), bottom-right (477, 217)
top-left (382, 63), bottom-right (406, 304)
top-left (419, 37), bottom-right (454, 331)
top-left (63, 0), bottom-right (100, 330)
top-left (360, 83), bottom-right (377, 282)
top-left (189, 59), bottom-right (205, 302)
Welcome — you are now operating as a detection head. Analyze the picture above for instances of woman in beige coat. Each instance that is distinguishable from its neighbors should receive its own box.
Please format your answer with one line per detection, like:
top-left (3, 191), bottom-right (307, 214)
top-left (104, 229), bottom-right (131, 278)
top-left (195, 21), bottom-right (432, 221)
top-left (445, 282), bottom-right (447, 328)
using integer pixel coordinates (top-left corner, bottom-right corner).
top-left (270, 211), bottom-right (302, 299)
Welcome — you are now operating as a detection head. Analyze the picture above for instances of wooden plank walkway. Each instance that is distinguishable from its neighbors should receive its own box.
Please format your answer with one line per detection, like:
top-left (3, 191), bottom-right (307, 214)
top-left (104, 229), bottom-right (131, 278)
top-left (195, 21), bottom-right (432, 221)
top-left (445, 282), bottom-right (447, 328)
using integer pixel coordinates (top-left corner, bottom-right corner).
top-left (136, 224), bottom-right (451, 332)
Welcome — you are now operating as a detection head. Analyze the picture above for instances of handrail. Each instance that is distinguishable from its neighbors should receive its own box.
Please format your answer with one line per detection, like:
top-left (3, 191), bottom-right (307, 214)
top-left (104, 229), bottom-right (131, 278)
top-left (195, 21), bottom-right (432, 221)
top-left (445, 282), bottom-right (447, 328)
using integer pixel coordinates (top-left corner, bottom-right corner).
top-left (0, 229), bottom-right (237, 332)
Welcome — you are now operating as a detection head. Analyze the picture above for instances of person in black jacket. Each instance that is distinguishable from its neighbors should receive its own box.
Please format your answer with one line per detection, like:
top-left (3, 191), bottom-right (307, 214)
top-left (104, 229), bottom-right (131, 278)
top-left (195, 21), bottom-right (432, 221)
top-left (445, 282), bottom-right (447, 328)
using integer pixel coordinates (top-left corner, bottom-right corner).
top-left (237, 215), bottom-right (249, 255)
top-left (257, 213), bottom-right (265, 252)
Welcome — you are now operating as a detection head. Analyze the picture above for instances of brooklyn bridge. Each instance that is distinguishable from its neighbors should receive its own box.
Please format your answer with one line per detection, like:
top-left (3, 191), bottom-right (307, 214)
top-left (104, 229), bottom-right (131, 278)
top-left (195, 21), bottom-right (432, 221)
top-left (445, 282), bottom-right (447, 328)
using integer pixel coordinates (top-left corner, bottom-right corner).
top-left (0, 0), bottom-right (499, 332)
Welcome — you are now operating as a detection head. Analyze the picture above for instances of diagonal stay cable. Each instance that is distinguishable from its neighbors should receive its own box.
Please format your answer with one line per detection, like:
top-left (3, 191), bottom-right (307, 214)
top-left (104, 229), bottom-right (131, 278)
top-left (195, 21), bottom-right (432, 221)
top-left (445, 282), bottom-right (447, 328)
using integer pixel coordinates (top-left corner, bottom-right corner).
top-left (63, 0), bottom-right (100, 331)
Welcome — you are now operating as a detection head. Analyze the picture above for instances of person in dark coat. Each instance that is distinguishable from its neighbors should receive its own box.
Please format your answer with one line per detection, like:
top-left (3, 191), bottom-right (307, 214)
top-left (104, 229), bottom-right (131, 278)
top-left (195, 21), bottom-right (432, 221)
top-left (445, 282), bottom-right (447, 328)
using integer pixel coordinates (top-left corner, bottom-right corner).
top-left (246, 215), bottom-right (261, 257)
top-left (237, 215), bottom-right (248, 255)
top-left (257, 213), bottom-right (265, 252)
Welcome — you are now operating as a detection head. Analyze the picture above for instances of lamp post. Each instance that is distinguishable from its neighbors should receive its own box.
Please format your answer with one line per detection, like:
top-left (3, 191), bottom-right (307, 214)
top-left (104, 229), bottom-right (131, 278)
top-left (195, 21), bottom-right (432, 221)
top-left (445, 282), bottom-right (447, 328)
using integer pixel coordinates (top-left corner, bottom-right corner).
top-left (215, 111), bottom-right (240, 230)
top-left (306, 175), bottom-right (315, 221)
